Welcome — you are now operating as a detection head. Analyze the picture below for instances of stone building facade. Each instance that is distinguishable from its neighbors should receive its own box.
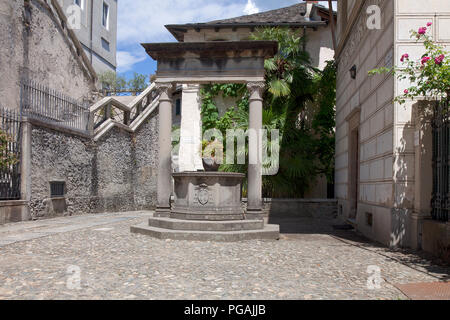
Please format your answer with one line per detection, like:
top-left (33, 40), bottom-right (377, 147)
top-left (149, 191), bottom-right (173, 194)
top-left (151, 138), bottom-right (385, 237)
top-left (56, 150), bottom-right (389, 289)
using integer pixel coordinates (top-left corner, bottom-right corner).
top-left (335, 0), bottom-right (450, 252)
top-left (0, 0), bottom-right (97, 111)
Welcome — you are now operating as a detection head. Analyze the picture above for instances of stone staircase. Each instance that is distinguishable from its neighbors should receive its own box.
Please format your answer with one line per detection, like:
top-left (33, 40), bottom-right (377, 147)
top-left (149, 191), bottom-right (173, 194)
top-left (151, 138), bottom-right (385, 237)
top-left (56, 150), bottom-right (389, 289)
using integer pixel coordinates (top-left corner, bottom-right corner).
top-left (89, 83), bottom-right (160, 140)
top-left (131, 215), bottom-right (279, 242)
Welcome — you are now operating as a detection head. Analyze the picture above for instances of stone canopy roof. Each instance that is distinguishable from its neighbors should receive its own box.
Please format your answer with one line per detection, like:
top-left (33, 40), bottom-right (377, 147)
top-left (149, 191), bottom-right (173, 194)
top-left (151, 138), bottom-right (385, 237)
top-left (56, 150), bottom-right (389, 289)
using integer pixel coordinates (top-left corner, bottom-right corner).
top-left (166, 3), bottom-right (333, 42)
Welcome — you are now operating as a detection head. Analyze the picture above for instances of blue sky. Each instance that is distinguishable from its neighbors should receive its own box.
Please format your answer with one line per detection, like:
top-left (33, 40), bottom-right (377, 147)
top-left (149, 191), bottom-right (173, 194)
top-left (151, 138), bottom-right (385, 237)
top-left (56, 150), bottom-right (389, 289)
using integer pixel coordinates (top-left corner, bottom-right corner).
top-left (116, 0), bottom-right (336, 80)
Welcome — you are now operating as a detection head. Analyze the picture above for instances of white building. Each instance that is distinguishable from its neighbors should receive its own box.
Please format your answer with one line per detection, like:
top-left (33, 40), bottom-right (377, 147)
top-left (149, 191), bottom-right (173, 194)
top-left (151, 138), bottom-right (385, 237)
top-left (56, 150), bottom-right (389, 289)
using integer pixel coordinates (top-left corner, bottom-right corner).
top-left (58, 0), bottom-right (118, 74)
top-left (335, 0), bottom-right (450, 257)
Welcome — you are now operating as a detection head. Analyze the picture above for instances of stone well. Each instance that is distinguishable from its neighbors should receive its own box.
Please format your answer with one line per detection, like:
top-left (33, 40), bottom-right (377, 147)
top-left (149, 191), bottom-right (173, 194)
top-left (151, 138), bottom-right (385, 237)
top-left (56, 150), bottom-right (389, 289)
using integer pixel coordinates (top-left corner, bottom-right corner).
top-left (171, 172), bottom-right (245, 221)
top-left (131, 171), bottom-right (280, 241)
top-left (130, 40), bottom-right (280, 241)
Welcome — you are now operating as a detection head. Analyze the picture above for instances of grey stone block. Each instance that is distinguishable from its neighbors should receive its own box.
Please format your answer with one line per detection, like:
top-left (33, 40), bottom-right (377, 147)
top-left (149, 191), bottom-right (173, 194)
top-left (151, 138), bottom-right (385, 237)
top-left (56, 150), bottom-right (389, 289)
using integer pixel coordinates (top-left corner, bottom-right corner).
top-left (130, 222), bottom-right (280, 242)
top-left (170, 212), bottom-right (244, 221)
top-left (148, 216), bottom-right (264, 231)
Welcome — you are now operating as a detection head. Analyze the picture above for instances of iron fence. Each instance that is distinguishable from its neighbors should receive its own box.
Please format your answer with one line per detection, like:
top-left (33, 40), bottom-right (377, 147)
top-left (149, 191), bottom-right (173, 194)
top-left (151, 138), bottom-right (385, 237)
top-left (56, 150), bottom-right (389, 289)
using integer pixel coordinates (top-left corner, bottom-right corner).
top-left (431, 100), bottom-right (450, 222)
top-left (20, 80), bottom-right (90, 133)
top-left (0, 107), bottom-right (21, 200)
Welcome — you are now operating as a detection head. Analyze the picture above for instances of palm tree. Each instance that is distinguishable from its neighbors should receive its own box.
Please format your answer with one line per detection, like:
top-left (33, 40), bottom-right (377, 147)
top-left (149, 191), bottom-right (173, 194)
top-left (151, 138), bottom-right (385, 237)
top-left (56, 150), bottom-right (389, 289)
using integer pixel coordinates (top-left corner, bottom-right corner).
top-left (204, 27), bottom-right (336, 198)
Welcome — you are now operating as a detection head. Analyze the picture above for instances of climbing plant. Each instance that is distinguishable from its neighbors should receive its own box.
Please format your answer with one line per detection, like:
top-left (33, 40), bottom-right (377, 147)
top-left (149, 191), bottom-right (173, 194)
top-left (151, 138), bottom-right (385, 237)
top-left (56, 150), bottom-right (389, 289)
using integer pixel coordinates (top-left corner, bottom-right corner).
top-left (369, 22), bottom-right (449, 105)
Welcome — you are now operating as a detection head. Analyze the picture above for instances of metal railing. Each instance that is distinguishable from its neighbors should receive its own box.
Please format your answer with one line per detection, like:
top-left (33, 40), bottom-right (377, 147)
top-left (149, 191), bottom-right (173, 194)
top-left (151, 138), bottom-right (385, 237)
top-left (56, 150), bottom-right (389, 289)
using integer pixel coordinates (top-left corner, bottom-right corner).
top-left (431, 100), bottom-right (450, 222)
top-left (19, 79), bottom-right (160, 142)
top-left (90, 82), bottom-right (158, 130)
top-left (20, 80), bottom-right (90, 133)
top-left (101, 89), bottom-right (145, 97)
top-left (0, 107), bottom-right (21, 200)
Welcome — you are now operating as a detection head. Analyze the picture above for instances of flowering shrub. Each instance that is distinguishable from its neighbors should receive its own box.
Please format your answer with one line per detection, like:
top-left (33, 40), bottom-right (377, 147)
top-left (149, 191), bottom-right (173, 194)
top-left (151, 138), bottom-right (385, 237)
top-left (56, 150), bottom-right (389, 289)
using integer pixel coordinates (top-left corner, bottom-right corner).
top-left (369, 22), bottom-right (449, 105)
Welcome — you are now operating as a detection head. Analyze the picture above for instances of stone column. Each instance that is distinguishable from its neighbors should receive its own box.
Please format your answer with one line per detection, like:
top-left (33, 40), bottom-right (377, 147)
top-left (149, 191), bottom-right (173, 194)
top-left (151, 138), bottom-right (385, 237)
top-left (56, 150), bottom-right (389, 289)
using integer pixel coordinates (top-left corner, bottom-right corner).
top-left (178, 84), bottom-right (204, 172)
top-left (155, 83), bottom-right (174, 217)
top-left (20, 117), bottom-right (32, 221)
top-left (246, 82), bottom-right (265, 220)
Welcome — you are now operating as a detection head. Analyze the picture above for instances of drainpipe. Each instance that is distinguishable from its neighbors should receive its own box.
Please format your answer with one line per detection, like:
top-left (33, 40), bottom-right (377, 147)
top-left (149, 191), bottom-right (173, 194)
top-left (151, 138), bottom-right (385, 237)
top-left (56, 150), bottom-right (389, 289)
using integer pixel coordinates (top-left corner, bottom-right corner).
top-left (327, 0), bottom-right (337, 52)
top-left (302, 26), bottom-right (306, 52)
top-left (89, 0), bottom-right (93, 64)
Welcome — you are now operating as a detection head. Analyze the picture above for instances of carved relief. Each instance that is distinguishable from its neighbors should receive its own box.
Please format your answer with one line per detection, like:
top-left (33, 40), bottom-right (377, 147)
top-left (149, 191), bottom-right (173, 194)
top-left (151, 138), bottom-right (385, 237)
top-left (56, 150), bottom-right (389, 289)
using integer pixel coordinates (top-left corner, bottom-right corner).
top-left (194, 183), bottom-right (210, 206)
top-left (340, 0), bottom-right (385, 69)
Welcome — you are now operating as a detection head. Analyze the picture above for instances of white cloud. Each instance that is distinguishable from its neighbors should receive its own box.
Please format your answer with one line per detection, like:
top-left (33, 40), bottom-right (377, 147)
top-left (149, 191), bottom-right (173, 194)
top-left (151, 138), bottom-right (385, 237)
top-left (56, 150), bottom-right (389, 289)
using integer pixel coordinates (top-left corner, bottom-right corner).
top-left (116, 50), bottom-right (147, 72)
top-left (243, 0), bottom-right (259, 15)
top-left (117, 0), bottom-right (247, 45)
top-left (116, 0), bottom-right (253, 72)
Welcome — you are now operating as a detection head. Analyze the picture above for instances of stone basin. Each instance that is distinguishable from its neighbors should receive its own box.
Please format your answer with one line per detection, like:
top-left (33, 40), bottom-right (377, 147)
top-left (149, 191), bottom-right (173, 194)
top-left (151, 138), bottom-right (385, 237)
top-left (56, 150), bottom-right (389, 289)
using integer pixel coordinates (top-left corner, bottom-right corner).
top-left (171, 171), bottom-right (245, 221)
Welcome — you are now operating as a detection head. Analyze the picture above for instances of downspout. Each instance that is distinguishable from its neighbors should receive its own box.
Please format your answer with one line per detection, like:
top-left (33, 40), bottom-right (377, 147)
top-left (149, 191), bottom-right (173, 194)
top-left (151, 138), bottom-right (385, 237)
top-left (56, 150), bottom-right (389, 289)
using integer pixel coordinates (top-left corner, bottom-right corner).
top-left (89, 0), bottom-right (93, 64)
top-left (327, 0), bottom-right (337, 53)
top-left (302, 26), bottom-right (306, 52)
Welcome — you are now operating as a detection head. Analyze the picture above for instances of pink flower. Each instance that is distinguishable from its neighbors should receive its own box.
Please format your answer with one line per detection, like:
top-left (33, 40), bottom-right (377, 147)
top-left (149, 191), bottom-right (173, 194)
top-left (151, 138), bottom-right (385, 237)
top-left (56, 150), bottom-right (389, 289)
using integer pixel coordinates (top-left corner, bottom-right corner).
top-left (427, 22), bottom-right (433, 27)
top-left (418, 27), bottom-right (427, 35)
top-left (421, 56), bottom-right (431, 64)
top-left (435, 54), bottom-right (445, 65)
top-left (400, 53), bottom-right (409, 62)
top-left (404, 89), bottom-right (409, 94)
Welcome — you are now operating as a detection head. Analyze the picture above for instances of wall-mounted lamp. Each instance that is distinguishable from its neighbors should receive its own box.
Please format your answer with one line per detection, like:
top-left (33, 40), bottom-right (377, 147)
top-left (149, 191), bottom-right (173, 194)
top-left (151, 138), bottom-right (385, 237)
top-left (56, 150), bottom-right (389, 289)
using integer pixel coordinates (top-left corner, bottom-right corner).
top-left (349, 65), bottom-right (357, 79)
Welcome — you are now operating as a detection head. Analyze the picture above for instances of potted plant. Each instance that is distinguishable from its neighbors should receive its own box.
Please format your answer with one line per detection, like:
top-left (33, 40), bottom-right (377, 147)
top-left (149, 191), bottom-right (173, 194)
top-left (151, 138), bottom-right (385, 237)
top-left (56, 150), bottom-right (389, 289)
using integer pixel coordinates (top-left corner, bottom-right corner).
top-left (201, 139), bottom-right (223, 171)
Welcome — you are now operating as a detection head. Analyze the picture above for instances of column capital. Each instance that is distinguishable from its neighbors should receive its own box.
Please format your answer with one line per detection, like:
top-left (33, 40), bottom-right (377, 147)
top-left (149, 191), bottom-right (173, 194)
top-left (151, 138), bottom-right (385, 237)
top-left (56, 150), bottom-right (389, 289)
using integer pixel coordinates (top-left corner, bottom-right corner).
top-left (182, 83), bottom-right (201, 93)
top-left (247, 81), bottom-right (265, 92)
top-left (156, 83), bottom-right (174, 100)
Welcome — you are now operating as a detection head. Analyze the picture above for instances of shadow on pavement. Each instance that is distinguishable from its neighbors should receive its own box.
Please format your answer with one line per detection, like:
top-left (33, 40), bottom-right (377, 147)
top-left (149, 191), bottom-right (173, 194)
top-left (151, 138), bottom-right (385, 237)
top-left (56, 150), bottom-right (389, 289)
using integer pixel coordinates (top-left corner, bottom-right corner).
top-left (269, 215), bottom-right (450, 281)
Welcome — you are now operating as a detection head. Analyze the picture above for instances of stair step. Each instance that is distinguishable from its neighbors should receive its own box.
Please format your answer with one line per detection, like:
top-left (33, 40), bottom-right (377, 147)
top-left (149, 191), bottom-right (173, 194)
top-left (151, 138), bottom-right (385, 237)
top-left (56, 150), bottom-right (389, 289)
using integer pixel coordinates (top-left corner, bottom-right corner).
top-left (148, 217), bottom-right (264, 231)
top-left (130, 222), bottom-right (280, 242)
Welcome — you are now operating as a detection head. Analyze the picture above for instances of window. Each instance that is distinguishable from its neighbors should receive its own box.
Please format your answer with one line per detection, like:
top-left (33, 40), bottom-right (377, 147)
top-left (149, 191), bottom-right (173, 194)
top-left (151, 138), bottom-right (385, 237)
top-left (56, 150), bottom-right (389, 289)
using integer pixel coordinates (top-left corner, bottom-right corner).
top-left (102, 2), bottom-right (109, 29)
top-left (175, 99), bottom-right (181, 116)
top-left (50, 181), bottom-right (65, 198)
top-left (366, 212), bottom-right (373, 227)
top-left (101, 37), bottom-right (110, 51)
top-left (74, 0), bottom-right (83, 9)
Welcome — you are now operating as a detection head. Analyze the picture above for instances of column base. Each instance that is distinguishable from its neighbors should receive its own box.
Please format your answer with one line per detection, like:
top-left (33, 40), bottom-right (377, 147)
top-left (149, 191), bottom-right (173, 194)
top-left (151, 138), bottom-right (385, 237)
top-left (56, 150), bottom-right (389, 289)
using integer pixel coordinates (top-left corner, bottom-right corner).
top-left (410, 211), bottom-right (431, 250)
top-left (154, 206), bottom-right (171, 217)
top-left (245, 208), bottom-right (263, 220)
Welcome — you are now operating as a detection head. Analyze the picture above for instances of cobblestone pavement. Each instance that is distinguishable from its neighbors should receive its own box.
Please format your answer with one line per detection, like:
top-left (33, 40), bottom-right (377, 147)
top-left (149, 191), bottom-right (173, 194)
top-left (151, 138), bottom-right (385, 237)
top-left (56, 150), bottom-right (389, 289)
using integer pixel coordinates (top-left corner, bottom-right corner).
top-left (0, 211), bottom-right (448, 300)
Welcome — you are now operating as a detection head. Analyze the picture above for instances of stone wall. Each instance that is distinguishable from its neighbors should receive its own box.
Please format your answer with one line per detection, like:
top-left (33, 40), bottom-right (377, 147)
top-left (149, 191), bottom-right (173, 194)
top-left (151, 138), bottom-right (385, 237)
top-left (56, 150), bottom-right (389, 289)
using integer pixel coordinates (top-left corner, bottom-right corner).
top-left (0, 0), bottom-right (96, 111)
top-left (28, 114), bottom-right (158, 218)
top-left (421, 219), bottom-right (450, 263)
top-left (265, 199), bottom-right (337, 219)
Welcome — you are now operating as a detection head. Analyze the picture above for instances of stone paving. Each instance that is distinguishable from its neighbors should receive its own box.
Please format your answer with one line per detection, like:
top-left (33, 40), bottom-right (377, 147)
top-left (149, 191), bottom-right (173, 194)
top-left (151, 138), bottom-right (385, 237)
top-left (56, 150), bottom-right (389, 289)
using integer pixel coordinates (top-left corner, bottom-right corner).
top-left (0, 211), bottom-right (448, 300)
